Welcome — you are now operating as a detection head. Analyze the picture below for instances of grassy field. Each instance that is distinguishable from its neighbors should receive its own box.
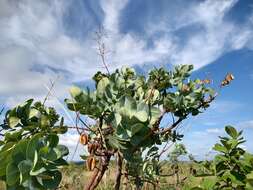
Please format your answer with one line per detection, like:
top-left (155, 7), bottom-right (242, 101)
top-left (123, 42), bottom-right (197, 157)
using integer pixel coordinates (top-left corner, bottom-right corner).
top-left (0, 162), bottom-right (203, 190)
top-left (59, 162), bottom-right (197, 190)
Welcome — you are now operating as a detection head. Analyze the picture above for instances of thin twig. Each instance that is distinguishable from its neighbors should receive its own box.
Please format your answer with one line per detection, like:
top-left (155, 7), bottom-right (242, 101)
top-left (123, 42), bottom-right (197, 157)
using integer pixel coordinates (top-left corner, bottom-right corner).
top-left (70, 139), bottom-right (80, 161)
top-left (159, 95), bottom-right (216, 135)
top-left (42, 77), bottom-right (59, 105)
top-left (43, 86), bottom-right (76, 127)
top-left (0, 106), bottom-right (4, 115)
top-left (78, 115), bottom-right (96, 133)
top-left (66, 126), bottom-right (89, 131)
top-left (95, 28), bottom-right (110, 75)
top-left (75, 112), bottom-right (81, 135)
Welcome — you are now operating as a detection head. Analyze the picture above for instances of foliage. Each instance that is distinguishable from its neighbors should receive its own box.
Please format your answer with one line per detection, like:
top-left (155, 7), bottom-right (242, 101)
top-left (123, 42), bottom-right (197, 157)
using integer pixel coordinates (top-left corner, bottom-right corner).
top-left (167, 143), bottom-right (188, 187)
top-left (185, 126), bottom-right (253, 190)
top-left (168, 143), bottom-right (187, 163)
top-left (0, 64), bottom-right (228, 190)
top-left (0, 99), bottom-right (69, 190)
top-left (65, 65), bottom-right (217, 189)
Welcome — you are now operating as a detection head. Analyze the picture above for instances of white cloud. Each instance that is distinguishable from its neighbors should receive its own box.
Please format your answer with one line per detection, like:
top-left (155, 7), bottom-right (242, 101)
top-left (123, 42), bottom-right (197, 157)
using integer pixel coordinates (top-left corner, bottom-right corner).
top-left (99, 0), bottom-right (176, 70)
top-left (101, 0), bottom-right (129, 34)
top-left (1, 0), bottom-right (252, 106)
top-left (210, 100), bottom-right (242, 114)
top-left (238, 120), bottom-right (253, 129)
top-left (145, 0), bottom-right (253, 69)
top-left (0, 0), bottom-right (179, 107)
top-left (206, 128), bottom-right (223, 134)
top-left (183, 127), bottom-right (223, 159)
top-left (1, 0), bottom-right (253, 161)
top-left (171, 0), bottom-right (252, 69)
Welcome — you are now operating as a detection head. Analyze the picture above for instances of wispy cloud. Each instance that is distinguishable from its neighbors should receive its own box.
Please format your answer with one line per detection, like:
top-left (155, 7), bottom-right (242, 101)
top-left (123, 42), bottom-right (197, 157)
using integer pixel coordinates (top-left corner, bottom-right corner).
top-left (1, 0), bottom-right (252, 105)
top-left (206, 128), bottom-right (224, 134)
top-left (0, 0), bottom-right (253, 160)
top-left (171, 0), bottom-right (252, 69)
top-left (237, 120), bottom-right (253, 129)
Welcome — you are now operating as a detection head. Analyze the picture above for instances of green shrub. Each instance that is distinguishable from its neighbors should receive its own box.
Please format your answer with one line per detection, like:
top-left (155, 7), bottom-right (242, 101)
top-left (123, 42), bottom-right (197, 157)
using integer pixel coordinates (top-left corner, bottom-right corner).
top-left (0, 100), bottom-right (68, 189)
top-left (185, 126), bottom-right (253, 190)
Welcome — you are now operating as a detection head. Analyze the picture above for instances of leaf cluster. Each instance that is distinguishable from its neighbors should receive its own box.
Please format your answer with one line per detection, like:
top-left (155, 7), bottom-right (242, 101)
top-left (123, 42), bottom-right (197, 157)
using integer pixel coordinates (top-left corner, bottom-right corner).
top-left (0, 100), bottom-right (69, 189)
top-left (185, 126), bottom-right (253, 190)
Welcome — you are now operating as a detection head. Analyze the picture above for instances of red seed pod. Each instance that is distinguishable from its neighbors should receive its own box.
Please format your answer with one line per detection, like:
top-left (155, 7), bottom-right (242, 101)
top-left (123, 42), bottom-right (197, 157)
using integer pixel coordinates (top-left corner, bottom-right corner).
top-left (86, 156), bottom-right (96, 171)
top-left (80, 133), bottom-right (88, 145)
top-left (87, 143), bottom-right (93, 153)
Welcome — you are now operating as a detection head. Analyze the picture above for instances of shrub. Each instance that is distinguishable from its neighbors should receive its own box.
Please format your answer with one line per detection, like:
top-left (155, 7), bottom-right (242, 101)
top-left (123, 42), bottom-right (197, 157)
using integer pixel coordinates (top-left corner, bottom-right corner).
top-left (0, 100), bottom-right (68, 189)
top-left (185, 126), bottom-right (253, 190)
top-left (65, 65), bottom-right (217, 190)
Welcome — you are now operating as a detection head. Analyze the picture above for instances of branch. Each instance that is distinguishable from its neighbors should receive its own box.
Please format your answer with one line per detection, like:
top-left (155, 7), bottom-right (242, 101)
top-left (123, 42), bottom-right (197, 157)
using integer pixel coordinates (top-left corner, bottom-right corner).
top-left (158, 141), bottom-right (174, 159)
top-left (159, 118), bottom-right (183, 135)
top-left (75, 112), bottom-right (81, 135)
top-left (42, 77), bottom-right (59, 105)
top-left (78, 116), bottom-right (96, 133)
top-left (95, 29), bottom-right (110, 75)
top-left (159, 95), bottom-right (216, 136)
top-left (66, 126), bottom-right (89, 131)
top-left (0, 106), bottom-right (4, 115)
top-left (88, 155), bottom-right (111, 190)
top-left (114, 152), bottom-right (123, 190)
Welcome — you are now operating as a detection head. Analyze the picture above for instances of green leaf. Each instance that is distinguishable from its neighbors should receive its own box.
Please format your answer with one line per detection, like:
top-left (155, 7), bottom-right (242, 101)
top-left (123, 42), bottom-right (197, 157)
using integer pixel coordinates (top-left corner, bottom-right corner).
top-left (54, 145), bottom-right (69, 159)
top-left (134, 111), bottom-right (148, 122)
top-left (29, 108), bottom-right (41, 119)
top-left (107, 135), bottom-right (129, 150)
top-left (12, 139), bottom-right (28, 164)
top-left (69, 86), bottom-right (82, 99)
top-left (18, 160), bottom-right (33, 184)
top-left (0, 148), bottom-right (13, 176)
top-left (114, 113), bottom-right (122, 126)
top-left (30, 167), bottom-right (47, 176)
top-left (9, 117), bottom-right (20, 128)
top-left (40, 147), bottom-right (58, 161)
top-left (5, 130), bottom-right (23, 143)
top-left (6, 162), bottom-right (20, 186)
top-left (97, 77), bottom-right (110, 97)
top-left (52, 126), bottom-right (68, 134)
top-left (26, 134), bottom-right (42, 161)
top-left (38, 171), bottom-right (62, 189)
top-left (213, 143), bottom-right (227, 153)
top-left (201, 177), bottom-right (216, 189)
top-left (131, 123), bottom-right (145, 136)
top-left (80, 154), bottom-right (88, 160)
top-left (225, 126), bottom-right (238, 138)
top-left (47, 134), bottom-right (59, 148)
top-left (150, 107), bottom-right (161, 125)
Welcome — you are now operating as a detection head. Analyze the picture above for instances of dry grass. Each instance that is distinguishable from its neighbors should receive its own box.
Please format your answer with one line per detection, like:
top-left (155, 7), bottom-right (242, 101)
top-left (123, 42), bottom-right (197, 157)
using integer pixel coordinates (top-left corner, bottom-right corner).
top-left (0, 162), bottom-right (203, 190)
top-left (59, 162), bottom-right (195, 190)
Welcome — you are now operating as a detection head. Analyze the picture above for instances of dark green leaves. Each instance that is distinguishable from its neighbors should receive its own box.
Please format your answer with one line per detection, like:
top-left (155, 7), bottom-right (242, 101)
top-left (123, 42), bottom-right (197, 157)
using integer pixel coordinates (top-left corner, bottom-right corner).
top-left (225, 125), bottom-right (238, 138)
top-left (18, 160), bottom-right (33, 183)
top-left (8, 117), bottom-right (20, 128)
top-left (1, 134), bottom-right (68, 189)
top-left (6, 163), bottom-right (20, 186)
top-left (0, 100), bottom-right (68, 189)
top-left (213, 143), bottom-right (228, 153)
top-left (186, 126), bottom-right (253, 190)
top-left (64, 65), bottom-right (217, 189)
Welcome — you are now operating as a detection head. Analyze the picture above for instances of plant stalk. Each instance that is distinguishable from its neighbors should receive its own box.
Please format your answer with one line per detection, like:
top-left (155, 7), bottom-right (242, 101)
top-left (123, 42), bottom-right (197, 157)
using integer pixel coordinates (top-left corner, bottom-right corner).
top-left (84, 155), bottom-right (111, 190)
top-left (114, 152), bottom-right (123, 190)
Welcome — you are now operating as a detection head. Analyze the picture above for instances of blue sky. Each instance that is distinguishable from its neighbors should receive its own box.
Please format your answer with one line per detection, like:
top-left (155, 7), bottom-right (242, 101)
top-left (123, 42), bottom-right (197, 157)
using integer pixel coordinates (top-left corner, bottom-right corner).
top-left (0, 0), bottom-right (253, 160)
